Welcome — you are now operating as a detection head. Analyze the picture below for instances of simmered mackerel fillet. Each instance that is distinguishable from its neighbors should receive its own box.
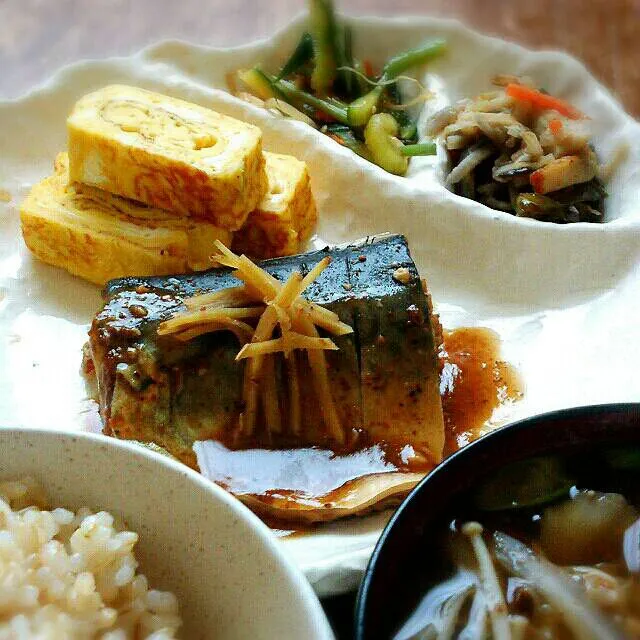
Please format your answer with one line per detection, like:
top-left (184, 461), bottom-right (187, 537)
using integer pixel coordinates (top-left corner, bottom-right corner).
top-left (87, 234), bottom-right (444, 469)
top-left (67, 85), bottom-right (267, 229)
top-left (20, 153), bottom-right (232, 285)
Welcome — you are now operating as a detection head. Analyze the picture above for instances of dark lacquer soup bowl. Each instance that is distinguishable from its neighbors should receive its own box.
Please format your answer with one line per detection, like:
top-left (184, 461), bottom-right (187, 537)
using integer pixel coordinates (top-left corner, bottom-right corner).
top-left (355, 403), bottom-right (640, 640)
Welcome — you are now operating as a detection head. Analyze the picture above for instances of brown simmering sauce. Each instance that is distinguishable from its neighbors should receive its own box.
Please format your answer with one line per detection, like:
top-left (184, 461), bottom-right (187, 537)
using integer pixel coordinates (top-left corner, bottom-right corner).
top-left (84, 320), bottom-right (523, 526)
top-left (440, 327), bottom-right (524, 455)
top-left (206, 327), bottom-right (522, 467)
top-left (191, 326), bottom-right (523, 528)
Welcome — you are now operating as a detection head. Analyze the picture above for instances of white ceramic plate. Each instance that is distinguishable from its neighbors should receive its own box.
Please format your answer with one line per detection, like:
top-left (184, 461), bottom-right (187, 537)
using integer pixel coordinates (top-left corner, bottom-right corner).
top-left (1, 14), bottom-right (640, 596)
top-left (0, 428), bottom-right (334, 639)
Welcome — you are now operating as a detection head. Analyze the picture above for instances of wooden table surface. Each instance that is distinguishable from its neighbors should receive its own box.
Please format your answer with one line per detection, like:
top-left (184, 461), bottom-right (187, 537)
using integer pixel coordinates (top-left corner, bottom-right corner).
top-left (1, 0), bottom-right (639, 116)
top-left (0, 0), bottom-right (637, 637)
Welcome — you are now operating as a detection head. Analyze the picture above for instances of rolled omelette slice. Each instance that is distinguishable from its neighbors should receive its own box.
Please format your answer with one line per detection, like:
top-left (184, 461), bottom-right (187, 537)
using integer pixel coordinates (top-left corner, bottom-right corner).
top-left (20, 153), bottom-right (232, 286)
top-left (232, 152), bottom-right (318, 258)
top-left (86, 234), bottom-right (444, 470)
top-left (67, 85), bottom-right (267, 230)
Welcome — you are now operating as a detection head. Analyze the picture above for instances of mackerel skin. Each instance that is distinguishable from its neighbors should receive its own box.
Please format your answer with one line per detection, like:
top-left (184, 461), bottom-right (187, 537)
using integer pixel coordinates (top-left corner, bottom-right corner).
top-left (346, 236), bottom-right (444, 463)
top-left (89, 234), bottom-right (443, 463)
top-left (92, 242), bottom-right (359, 460)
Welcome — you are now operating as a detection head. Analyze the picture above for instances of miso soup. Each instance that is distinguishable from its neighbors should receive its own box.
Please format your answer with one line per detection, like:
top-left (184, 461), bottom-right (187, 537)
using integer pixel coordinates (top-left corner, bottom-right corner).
top-left (396, 447), bottom-right (640, 640)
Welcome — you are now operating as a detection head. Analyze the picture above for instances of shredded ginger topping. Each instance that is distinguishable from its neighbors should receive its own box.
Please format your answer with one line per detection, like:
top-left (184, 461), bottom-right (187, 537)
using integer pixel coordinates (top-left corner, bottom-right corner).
top-left (158, 241), bottom-right (353, 443)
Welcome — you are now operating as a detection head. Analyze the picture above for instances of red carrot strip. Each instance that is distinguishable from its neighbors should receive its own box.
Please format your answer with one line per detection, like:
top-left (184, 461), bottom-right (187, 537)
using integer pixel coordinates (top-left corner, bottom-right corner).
top-left (506, 83), bottom-right (584, 119)
top-left (363, 59), bottom-right (374, 78)
top-left (530, 169), bottom-right (545, 194)
top-left (313, 109), bottom-right (336, 123)
top-left (549, 118), bottom-right (563, 134)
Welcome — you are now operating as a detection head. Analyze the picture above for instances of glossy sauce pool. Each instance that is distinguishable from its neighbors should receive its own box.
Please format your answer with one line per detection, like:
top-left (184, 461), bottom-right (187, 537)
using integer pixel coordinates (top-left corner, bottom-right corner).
top-left (192, 326), bottom-right (524, 524)
top-left (440, 327), bottom-right (524, 454)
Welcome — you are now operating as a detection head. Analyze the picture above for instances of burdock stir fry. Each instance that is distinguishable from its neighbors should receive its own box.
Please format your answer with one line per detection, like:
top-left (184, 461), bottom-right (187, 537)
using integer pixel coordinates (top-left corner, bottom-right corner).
top-left (231, 0), bottom-right (445, 175)
top-left (427, 76), bottom-right (610, 223)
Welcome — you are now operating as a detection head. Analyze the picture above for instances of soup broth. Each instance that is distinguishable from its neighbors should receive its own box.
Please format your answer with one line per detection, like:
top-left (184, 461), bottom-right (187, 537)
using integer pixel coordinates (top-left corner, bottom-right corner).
top-left (396, 446), bottom-right (640, 640)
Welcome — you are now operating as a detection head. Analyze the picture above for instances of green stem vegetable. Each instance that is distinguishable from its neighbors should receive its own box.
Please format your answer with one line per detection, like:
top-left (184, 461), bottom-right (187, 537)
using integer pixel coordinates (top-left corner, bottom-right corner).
top-left (352, 58), bottom-right (370, 96)
top-left (276, 32), bottom-right (314, 80)
top-left (263, 72), bottom-right (350, 124)
top-left (387, 82), bottom-right (418, 142)
top-left (364, 114), bottom-right (436, 174)
top-left (241, 5), bottom-right (446, 174)
top-left (383, 39), bottom-right (446, 80)
top-left (347, 86), bottom-right (383, 127)
top-left (335, 24), bottom-right (356, 98)
top-left (398, 121), bottom-right (418, 141)
top-left (324, 124), bottom-right (373, 161)
top-left (237, 68), bottom-right (285, 101)
top-left (400, 142), bottom-right (437, 157)
top-left (347, 39), bottom-right (447, 128)
top-left (364, 113), bottom-right (408, 175)
top-left (309, 0), bottom-right (339, 95)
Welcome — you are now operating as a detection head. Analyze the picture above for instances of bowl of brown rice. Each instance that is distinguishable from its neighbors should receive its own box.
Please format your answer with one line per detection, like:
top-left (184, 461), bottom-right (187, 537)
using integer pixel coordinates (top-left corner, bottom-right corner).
top-left (0, 428), bottom-right (335, 639)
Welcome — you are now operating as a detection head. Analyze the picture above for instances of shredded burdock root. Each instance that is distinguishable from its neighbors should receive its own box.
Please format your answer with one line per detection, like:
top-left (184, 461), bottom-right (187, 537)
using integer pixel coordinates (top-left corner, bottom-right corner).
top-left (158, 241), bottom-right (353, 443)
top-left (427, 75), bottom-right (611, 223)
